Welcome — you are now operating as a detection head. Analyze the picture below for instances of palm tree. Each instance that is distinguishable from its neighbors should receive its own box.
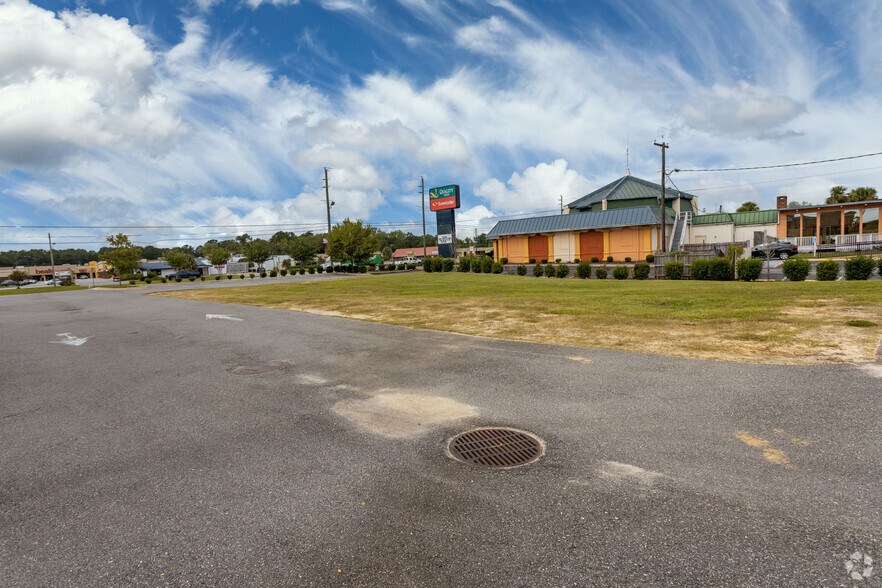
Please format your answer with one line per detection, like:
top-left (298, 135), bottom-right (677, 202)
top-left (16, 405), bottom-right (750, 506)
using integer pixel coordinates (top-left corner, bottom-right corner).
top-left (847, 187), bottom-right (877, 202)
top-left (736, 201), bottom-right (759, 212)
top-left (826, 185), bottom-right (848, 204)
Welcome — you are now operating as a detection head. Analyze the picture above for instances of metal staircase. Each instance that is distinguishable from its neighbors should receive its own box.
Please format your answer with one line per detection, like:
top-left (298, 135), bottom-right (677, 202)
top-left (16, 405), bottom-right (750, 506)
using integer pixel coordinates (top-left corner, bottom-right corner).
top-left (669, 212), bottom-right (691, 251)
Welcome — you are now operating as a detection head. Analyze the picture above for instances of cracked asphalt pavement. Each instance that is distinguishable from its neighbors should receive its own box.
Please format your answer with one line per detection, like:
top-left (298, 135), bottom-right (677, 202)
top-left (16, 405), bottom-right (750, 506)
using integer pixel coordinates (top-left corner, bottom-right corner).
top-left (1, 286), bottom-right (880, 586)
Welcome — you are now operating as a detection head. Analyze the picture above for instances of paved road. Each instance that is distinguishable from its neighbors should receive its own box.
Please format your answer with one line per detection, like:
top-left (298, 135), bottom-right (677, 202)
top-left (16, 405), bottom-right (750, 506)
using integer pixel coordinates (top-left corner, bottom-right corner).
top-left (1, 286), bottom-right (880, 586)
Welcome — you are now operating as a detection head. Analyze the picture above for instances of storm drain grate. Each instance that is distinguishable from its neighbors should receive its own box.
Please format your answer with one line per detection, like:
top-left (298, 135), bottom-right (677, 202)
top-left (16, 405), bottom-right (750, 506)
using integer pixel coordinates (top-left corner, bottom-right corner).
top-left (448, 427), bottom-right (543, 468)
top-left (228, 364), bottom-right (283, 375)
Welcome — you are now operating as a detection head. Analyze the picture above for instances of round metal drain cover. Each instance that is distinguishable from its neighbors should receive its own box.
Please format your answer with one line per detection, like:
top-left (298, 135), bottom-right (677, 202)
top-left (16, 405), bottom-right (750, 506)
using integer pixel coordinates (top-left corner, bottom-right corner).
top-left (448, 427), bottom-right (543, 468)
top-left (228, 364), bottom-right (283, 375)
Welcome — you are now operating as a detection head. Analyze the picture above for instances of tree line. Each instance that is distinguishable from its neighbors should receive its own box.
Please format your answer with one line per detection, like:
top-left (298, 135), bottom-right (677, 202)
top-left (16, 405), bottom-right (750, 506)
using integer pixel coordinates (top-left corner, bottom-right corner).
top-left (1, 228), bottom-right (495, 268)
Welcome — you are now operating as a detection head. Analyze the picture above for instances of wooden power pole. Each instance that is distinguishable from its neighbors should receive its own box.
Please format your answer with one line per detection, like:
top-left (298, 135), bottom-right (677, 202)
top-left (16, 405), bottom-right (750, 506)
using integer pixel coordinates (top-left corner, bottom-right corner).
top-left (654, 141), bottom-right (669, 252)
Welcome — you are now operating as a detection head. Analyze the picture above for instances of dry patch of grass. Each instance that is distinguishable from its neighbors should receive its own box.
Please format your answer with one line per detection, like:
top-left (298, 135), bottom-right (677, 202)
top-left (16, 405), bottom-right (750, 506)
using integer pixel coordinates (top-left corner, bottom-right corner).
top-left (154, 273), bottom-right (882, 364)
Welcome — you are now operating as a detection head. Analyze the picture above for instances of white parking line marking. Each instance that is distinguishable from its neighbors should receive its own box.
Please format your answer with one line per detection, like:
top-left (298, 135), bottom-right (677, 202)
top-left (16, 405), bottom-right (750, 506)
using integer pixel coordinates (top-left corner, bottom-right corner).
top-left (205, 314), bottom-right (244, 321)
top-left (51, 333), bottom-right (89, 346)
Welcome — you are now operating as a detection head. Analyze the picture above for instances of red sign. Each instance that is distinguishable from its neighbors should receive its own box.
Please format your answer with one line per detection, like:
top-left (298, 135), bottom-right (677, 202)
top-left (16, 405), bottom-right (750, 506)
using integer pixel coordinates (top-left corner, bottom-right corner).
top-left (36, 269), bottom-right (53, 274)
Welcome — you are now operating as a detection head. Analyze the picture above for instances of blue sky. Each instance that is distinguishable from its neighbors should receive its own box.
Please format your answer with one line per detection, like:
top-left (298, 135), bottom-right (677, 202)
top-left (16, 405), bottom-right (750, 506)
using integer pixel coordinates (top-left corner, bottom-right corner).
top-left (1, 0), bottom-right (881, 251)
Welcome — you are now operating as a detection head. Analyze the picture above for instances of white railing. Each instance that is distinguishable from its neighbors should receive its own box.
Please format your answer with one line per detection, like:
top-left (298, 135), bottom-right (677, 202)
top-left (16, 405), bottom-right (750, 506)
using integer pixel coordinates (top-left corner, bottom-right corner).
top-left (781, 234), bottom-right (880, 253)
top-left (835, 233), bottom-right (880, 248)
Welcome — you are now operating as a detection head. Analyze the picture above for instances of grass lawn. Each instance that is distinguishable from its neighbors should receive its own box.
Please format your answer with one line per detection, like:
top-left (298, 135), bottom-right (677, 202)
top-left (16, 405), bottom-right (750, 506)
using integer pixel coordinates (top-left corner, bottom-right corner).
top-left (0, 285), bottom-right (86, 296)
top-left (154, 273), bottom-right (882, 364)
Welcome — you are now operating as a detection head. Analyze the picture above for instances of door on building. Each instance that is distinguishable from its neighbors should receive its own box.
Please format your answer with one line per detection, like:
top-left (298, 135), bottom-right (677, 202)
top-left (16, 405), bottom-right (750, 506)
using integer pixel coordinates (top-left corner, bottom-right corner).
top-left (528, 235), bottom-right (549, 261)
top-left (579, 231), bottom-right (603, 260)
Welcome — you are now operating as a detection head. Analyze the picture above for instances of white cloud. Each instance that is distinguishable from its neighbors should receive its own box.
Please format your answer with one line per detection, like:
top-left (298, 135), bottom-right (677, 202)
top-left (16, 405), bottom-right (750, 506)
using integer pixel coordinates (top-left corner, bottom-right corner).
top-left (475, 160), bottom-right (593, 213)
top-left (681, 82), bottom-right (806, 139)
top-left (0, 1), bottom-right (182, 168)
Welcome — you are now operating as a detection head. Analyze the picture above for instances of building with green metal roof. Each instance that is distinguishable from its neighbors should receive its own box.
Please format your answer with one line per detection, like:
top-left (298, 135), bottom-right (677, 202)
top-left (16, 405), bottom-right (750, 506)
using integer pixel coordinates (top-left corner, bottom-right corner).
top-left (566, 175), bottom-right (699, 215)
top-left (690, 209), bottom-right (779, 247)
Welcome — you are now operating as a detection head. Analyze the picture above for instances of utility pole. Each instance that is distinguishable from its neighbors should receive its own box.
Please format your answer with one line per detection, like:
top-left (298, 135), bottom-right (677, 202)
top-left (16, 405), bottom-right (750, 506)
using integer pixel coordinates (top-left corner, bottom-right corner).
top-left (48, 232), bottom-right (57, 287)
top-left (559, 195), bottom-right (564, 215)
top-left (323, 167), bottom-right (332, 265)
top-left (421, 176), bottom-right (426, 259)
top-left (654, 140), bottom-right (669, 253)
top-left (323, 167), bottom-right (332, 234)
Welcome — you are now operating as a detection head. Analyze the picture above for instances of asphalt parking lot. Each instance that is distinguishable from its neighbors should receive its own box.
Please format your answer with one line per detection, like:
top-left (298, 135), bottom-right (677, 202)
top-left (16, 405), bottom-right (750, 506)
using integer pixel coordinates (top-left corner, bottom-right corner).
top-left (1, 287), bottom-right (880, 586)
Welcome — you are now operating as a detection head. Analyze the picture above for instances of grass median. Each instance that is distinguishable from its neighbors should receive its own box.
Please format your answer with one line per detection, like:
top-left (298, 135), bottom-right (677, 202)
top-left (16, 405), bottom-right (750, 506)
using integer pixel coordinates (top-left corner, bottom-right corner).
top-left (154, 272), bottom-right (882, 364)
top-left (0, 285), bottom-right (86, 296)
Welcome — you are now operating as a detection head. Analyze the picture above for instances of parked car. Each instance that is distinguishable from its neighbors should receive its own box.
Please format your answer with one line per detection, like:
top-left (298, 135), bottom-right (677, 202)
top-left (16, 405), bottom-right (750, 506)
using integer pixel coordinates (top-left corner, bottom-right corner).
top-left (751, 242), bottom-right (798, 260)
top-left (173, 270), bottom-right (202, 279)
top-left (1, 279), bottom-right (16, 287)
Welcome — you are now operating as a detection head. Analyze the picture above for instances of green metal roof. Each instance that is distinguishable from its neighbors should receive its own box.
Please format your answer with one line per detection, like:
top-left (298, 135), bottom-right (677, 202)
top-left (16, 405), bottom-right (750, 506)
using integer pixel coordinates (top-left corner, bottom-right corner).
top-left (730, 210), bottom-right (779, 225)
top-left (692, 210), bottom-right (778, 226)
top-left (567, 175), bottom-right (696, 211)
top-left (487, 206), bottom-right (673, 239)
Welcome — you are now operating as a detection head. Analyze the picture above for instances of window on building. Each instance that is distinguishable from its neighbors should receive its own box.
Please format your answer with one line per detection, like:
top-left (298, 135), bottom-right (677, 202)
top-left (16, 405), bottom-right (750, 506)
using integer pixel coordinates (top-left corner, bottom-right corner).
top-left (844, 209), bottom-right (861, 235)
top-left (802, 212), bottom-right (817, 238)
top-left (863, 207), bottom-right (879, 234)
top-left (786, 214), bottom-right (800, 238)
top-left (819, 210), bottom-right (841, 244)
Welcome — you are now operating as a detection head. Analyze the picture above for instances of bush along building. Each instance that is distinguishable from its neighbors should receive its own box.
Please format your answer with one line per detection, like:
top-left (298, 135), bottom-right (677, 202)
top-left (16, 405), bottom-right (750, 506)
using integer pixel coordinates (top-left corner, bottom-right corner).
top-left (489, 175), bottom-right (698, 263)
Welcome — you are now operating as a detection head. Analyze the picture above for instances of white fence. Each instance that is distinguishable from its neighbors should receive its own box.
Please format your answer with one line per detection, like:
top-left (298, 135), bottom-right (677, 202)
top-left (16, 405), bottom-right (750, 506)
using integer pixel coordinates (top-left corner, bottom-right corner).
top-left (780, 233), bottom-right (880, 254)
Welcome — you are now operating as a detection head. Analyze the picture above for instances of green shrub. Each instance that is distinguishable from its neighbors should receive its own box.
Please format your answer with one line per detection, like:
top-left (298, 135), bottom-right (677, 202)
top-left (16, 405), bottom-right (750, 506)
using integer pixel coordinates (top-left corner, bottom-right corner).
top-left (430, 257), bottom-right (441, 272)
top-left (782, 258), bottom-right (811, 281)
top-left (482, 257), bottom-right (494, 273)
top-left (574, 258), bottom-right (580, 263)
top-left (397, 264), bottom-right (406, 271)
top-left (845, 255), bottom-right (875, 280)
top-left (500, 257), bottom-right (508, 265)
top-left (360, 265), bottom-right (367, 273)
top-left (708, 258), bottom-right (733, 281)
top-left (516, 265), bottom-right (527, 276)
top-left (591, 257), bottom-right (599, 263)
top-left (533, 264), bottom-right (544, 277)
top-left (492, 262), bottom-right (504, 274)
top-left (328, 266), bottom-right (336, 273)
top-left (632, 261), bottom-right (650, 280)
top-left (458, 257), bottom-right (471, 272)
top-left (541, 259), bottom-right (548, 264)
top-left (260, 272), bottom-right (267, 278)
top-left (624, 257), bottom-right (632, 263)
top-left (228, 275), bottom-right (233, 279)
top-left (612, 266), bottom-right (628, 280)
top-left (555, 263), bottom-right (569, 278)
top-left (305, 266), bottom-right (313, 274)
top-left (145, 279), bottom-right (152, 284)
top-left (606, 256), bottom-right (613, 263)
top-left (299, 268), bottom-right (306, 275)
top-left (664, 261), bottom-right (684, 280)
top-left (690, 259), bottom-right (710, 280)
top-left (736, 258), bottom-right (763, 281)
top-left (423, 257), bottom-right (433, 273)
top-left (815, 260), bottom-right (839, 281)
top-left (555, 258), bottom-right (561, 263)
top-left (129, 280), bottom-right (136, 285)
top-left (215, 276), bottom-right (221, 280)
top-left (878, 258), bottom-right (882, 276)
top-left (249, 273), bottom-right (255, 279)
top-left (529, 258), bottom-right (536, 264)
top-left (161, 278), bottom-right (168, 283)
top-left (442, 258), bottom-right (455, 272)
top-left (239, 274), bottom-right (244, 279)
top-left (542, 263), bottom-right (554, 277)
top-left (280, 269), bottom-right (288, 276)
top-left (595, 267), bottom-right (608, 279)
top-left (646, 254), bottom-right (655, 263)
top-left (576, 262), bottom-right (591, 279)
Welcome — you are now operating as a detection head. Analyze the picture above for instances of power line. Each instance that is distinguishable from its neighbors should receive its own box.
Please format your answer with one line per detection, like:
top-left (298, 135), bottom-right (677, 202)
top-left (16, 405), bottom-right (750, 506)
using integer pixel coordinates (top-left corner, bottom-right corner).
top-left (673, 151), bottom-right (882, 173)
top-left (682, 164), bottom-right (882, 193)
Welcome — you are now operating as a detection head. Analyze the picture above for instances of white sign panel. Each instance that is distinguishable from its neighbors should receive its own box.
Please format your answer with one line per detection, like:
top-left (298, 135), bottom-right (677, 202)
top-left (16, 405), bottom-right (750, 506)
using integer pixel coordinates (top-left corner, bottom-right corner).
top-left (437, 234), bottom-right (453, 245)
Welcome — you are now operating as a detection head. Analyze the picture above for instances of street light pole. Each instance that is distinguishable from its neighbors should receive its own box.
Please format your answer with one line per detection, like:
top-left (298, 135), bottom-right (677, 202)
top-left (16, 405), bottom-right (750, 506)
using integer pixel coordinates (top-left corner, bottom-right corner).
top-left (421, 176), bottom-right (426, 259)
